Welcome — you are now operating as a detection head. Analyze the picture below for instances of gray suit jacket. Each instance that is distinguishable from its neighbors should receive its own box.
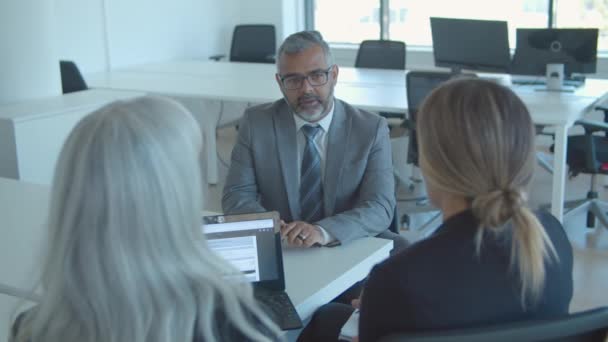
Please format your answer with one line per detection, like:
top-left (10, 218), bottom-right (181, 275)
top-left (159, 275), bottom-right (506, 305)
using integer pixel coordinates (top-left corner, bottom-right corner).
top-left (222, 98), bottom-right (395, 243)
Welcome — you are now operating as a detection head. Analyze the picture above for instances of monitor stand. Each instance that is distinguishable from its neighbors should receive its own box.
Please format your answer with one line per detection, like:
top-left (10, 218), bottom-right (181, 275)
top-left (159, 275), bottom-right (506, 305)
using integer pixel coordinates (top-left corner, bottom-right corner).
top-left (450, 67), bottom-right (477, 79)
top-left (536, 63), bottom-right (574, 92)
top-left (450, 66), bottom-right (463, 76)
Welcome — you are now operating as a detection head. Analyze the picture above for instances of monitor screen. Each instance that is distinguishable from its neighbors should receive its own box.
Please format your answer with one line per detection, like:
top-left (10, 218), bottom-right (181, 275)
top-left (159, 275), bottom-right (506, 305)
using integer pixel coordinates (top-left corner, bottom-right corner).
top-left (430, 17), bottom-right (511, 73)
top-left (202, 213), bottom-right (282, 287)
top-left (511, 28), bottom-right (598, 76)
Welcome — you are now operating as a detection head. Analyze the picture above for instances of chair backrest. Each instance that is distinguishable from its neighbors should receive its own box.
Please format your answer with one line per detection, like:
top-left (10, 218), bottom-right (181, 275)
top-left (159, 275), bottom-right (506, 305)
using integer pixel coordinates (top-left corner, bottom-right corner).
top-left (378, 307), bottom-right (608, 342)
top-left (59, 60), bottom-right (88, 94)
top-left (405, 71), bottom-right (477, 166)
top-left (405, 70), bottom-right (452, 122)
top-left (355, 40), bottom-right (406, 70)
top-left (230, 25), bottom-right (276, 64)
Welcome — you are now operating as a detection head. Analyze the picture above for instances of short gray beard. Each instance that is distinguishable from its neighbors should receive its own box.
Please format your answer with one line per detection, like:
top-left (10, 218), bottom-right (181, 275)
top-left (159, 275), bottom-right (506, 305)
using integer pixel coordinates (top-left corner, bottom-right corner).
top-left (294, 108), bottom-right (326, 122)
top-left (287, 89), bottom-right (334, 123)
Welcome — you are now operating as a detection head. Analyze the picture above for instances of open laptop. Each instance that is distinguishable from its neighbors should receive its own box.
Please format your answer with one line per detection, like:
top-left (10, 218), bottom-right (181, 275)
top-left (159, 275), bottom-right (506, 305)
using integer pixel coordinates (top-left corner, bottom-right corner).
top-left (201, 211), bottom-right (303, 330)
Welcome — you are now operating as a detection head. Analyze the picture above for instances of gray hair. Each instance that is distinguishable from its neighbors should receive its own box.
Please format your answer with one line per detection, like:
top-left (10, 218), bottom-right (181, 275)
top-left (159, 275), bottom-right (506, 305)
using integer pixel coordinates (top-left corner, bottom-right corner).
top-left (277, 30), bottom-right (334, 67)
top-left (12, 96), bottom-right (280, 342)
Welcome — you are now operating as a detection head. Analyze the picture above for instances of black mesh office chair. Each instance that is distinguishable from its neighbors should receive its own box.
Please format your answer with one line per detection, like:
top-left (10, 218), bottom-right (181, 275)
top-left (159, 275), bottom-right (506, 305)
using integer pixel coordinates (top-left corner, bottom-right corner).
top-left (378, 306), bottom-right (608, 342)
top-left (355, 40), bottom-right (406, 70)
top-left (210, 24), bottom-right (276, 64)
top-left (562, 106), bottom-right (608, 229)
top-left (405, 71), bottom-right (453, 167)
top-left (396, 71), bottom-right (469, 230)
top-left (59, 60), bottom-right (88, 94)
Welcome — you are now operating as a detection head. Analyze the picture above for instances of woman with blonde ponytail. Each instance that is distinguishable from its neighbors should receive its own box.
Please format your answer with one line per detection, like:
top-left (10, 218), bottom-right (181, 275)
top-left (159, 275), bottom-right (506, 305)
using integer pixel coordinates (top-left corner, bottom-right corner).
top-left (10, 96), bottom-right (281, 342)
top-left (298, 78), bottom-right (574, 342)
top-left (357, 78), bottom-right (573, 341)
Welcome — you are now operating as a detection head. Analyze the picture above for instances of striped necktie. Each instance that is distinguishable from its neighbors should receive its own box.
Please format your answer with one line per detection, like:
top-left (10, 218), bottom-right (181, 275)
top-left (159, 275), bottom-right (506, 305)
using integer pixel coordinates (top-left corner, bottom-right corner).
top-left (300, 125), bottom-right (324, 222)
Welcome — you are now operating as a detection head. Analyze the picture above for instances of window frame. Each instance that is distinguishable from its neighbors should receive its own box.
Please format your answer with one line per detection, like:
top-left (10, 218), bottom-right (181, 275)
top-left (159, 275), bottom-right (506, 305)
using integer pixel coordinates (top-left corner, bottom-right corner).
top-left (304, 0), bottom-right (557, 43)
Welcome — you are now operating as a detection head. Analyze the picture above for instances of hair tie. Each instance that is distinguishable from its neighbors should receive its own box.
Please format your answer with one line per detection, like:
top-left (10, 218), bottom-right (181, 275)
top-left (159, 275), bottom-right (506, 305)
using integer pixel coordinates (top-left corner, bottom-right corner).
top-left (503, 188), bottom-right (527, 209)
top-left (472, 188), bottom-right (527, 228)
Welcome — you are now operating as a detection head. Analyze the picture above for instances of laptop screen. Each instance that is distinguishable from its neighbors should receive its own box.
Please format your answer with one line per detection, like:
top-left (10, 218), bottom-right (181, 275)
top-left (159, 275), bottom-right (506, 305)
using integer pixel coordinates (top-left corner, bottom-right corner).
top-left (202, 212), bottom-right (284, 289)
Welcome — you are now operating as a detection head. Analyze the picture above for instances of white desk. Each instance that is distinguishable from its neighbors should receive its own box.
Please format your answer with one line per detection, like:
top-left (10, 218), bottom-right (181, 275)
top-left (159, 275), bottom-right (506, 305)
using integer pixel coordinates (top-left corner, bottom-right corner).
top-left (0, 178), bottom-right (392, 335)
top-left (0, 89), bottom-right (143, 185)
top-left (0, 178), bottom-right (48, 306)
top-left (87, 60), bottom-right (608, 222)
top-left (88, 62), bottom-right (406, 112)
top-left (512, 85), bottom-right (608, 221)
top-left (86, 63), bottom-right (406, 186)
top-left (284, 238), bottom-right (391, 320)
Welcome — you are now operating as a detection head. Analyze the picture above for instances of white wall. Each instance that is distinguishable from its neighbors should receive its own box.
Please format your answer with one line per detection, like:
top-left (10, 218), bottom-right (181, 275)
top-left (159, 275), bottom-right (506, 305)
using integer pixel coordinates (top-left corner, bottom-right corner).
top-left (54, 0), bottom-right (108, 73)
top-left (54, 0), bottom-right (240, 74)
top-left (0, 0), bottom-right (62, 104)
top-left (104, 0), bottom-right (234, 69)
top-left (52, 0), bottom-right (304, 75)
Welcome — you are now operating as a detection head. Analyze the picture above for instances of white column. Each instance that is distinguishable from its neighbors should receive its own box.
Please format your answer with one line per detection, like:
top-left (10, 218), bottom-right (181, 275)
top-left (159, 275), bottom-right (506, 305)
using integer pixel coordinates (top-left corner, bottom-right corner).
top-left (0, 0), bottom-right (61, 105)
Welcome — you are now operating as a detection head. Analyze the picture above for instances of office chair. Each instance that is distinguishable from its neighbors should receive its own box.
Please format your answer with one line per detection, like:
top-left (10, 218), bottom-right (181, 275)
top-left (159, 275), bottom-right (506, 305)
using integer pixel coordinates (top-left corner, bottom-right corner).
top-left (394, 71), bottom-right (454, 231)
top-left (405, 71), bottom-right (481, 162)
top-left (59, 60), bottom-right (88, 94)
top-left (354, 40), bottom-right (406, 123)
top-left (378, 306), bottom-right (608, 342)
top-left (536, 126), bottom-right (556, 174)
top-left (562, 106), bottom-right (608, 229)
top-left (355, 40), bottom-right (406, 70)
top-left (388, 207), bottom-right (399, 234)
top-left (404, 71), bottom-right (453, 169)
top-left (209, 24), bottom-right (276, 64)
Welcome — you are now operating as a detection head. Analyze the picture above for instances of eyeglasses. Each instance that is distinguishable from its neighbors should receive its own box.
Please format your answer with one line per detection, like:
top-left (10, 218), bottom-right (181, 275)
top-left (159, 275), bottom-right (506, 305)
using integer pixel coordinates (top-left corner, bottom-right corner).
top-left (279, 66), bottom-right (334, 90)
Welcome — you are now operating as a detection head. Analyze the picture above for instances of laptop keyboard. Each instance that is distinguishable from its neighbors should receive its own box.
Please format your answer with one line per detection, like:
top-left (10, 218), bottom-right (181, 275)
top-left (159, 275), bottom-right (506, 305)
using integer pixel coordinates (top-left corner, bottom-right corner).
top-left (255, 290), bottom-right (303, 330)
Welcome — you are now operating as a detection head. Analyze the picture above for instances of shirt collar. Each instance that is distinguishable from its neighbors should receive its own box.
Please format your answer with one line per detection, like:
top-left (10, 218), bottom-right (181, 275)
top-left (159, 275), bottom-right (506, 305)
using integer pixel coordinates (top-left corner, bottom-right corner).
top-left (293, 100), bottom-right (335, 134)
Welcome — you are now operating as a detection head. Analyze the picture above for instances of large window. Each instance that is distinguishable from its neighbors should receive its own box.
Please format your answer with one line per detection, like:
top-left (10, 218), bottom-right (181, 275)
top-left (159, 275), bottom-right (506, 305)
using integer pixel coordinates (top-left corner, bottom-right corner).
top-left (307, 0), bottom-right (607, 51)
top-left (554, 0), bottom-right (608, 51)
top-left (388, 0), bottom-right (547, 48)
top-left (313, 0), bottom-right (380, 44)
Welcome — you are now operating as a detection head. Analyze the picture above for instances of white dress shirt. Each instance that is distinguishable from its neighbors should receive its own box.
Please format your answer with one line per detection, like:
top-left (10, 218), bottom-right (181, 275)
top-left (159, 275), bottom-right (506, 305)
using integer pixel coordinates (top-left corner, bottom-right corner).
top-left (292, 102), bottom-right (336, 245)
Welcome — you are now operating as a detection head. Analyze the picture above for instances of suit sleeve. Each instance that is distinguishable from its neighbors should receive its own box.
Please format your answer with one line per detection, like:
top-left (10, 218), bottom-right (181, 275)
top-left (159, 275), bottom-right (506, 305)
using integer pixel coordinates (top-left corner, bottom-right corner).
top-left (316, 116), bottom-right (396, 243)
top-left (221, 110), bottom-right (267, 214)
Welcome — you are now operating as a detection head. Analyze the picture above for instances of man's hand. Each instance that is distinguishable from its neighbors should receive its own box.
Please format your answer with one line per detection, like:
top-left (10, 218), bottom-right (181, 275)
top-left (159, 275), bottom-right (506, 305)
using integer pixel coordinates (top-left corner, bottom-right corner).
top-left (280, 221), bottom-right (323, 247)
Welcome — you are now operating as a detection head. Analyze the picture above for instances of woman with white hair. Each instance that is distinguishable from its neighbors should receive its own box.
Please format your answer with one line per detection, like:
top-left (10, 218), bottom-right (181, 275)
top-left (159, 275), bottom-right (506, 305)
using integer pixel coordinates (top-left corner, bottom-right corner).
top-left (299, 78), bottom-right (573, 342)
top-left (11, 96), bottom-right (281, 342)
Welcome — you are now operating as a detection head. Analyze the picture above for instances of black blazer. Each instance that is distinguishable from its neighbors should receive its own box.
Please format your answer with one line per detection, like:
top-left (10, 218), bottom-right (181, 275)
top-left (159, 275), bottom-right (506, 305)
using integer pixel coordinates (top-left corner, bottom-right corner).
top-left (359, 209), bottom-right (573, 342)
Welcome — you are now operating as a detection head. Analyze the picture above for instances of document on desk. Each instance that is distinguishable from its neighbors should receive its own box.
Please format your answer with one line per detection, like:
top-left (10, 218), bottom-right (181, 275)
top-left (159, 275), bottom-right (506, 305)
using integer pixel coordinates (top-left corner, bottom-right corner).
top-left (339, 309), bottom-right (359, 341)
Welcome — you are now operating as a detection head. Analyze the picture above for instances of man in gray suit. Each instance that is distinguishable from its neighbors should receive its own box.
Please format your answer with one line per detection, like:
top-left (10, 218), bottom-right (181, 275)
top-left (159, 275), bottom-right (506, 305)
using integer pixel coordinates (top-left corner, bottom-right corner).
top-left (223, 30), bottom-right (404, 250)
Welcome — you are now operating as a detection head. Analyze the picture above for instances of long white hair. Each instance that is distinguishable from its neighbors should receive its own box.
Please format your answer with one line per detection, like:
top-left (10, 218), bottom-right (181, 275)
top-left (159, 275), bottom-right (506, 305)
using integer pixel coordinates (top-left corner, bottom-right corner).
top-left (13, 96), bottom-right (281, 342)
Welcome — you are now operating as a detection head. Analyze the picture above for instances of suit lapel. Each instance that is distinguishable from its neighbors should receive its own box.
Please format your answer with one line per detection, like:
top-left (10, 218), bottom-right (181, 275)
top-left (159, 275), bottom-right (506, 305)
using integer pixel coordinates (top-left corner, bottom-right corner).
top-left (324, 99), bottom-right (349, 216)
top-left (273, 101), bottom-right (301, 221)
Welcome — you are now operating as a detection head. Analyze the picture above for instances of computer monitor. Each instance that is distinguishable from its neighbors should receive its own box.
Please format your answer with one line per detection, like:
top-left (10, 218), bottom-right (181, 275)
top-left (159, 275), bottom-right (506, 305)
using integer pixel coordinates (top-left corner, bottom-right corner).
top-left (511, 28), bottom-right (598, 77)
top-left (430, 17), bottom-right (511, 74)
